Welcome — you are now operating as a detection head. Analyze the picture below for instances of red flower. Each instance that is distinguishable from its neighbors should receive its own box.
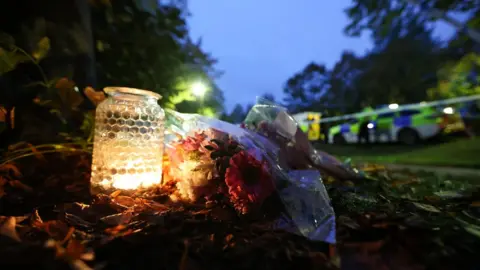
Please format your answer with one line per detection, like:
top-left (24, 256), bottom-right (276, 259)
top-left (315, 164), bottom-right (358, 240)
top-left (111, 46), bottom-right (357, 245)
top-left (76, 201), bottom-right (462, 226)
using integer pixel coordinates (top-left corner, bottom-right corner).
top-left (225, 151), bottom-right (275, 214)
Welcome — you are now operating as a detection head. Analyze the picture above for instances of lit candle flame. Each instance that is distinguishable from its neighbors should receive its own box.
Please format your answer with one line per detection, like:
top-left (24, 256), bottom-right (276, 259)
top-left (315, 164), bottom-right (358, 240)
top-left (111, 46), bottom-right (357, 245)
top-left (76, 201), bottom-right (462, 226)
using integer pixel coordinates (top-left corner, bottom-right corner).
top-left (100, 158), bottom-right (162, 190)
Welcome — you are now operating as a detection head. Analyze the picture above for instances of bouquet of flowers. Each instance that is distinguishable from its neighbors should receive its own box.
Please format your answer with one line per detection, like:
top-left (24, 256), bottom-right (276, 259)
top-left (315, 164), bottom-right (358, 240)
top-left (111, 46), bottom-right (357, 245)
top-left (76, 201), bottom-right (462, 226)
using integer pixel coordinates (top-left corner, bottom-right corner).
top-left (163, 127), bottom-right (275, 214)
top-left (160, 98), bottom-right (358, 243)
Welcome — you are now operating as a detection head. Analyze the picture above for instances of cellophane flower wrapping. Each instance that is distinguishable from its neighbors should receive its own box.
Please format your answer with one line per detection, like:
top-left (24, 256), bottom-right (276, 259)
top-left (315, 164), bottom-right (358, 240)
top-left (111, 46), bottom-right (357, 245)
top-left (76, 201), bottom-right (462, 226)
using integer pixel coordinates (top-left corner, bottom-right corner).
top-left (163, 99), bottom-right (336, 244)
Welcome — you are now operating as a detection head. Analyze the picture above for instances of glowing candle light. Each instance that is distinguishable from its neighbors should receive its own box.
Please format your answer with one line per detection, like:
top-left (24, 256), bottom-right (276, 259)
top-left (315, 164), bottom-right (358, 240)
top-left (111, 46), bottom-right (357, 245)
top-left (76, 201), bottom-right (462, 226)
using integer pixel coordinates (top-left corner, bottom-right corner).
top-left (90, 87), bottom-right (165, 194)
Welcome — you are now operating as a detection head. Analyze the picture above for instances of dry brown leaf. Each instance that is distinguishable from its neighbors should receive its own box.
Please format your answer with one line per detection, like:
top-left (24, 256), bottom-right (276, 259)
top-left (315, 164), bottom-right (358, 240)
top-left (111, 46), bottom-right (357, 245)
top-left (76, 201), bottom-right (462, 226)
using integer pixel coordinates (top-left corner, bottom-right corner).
top-left (104, 224), bottom-right (133, 236)
top-left (84, 87), bottom-right (106, 106)
top-left (60, 227), bottom-right (76, 245)
top-left (0, 176), bottom-right (6, 198)
top-left (0, 217), bottom-right (21, 242)
top-left (45, 239), bottom-right (94, 270)
top-left (113, 196), bottom-right (136, 207)
top-left (110, 190), bottom-right (122, 198)
top-left (9, 180), bottom-right (33, 192)
top-left (0, 163), bottom-right (22, 178)
top-left (0, 106), bottom-right (6, 122)
top-left (36, 220), bottom-right (71, 241)
top-left (65, 239), bottom-right (88, 260)
top-left (225, 234), bottom-right (234, 242)
top-left (0, 215), bottom-right (29, 224)
top-left (71, 260), bottom-right (94, 270)
top-left (0, 176), bottom-right (7, 186)
top-left (31, 209), bottom-right (44, 225)
top-left (329, 245), bottom-right (336, 258)
top-left (55, 77), bottom-right (75, 90)
top-left (471, 201), bottom-right (480, 207)
top-left (100, 212), bottom-right (133, 225)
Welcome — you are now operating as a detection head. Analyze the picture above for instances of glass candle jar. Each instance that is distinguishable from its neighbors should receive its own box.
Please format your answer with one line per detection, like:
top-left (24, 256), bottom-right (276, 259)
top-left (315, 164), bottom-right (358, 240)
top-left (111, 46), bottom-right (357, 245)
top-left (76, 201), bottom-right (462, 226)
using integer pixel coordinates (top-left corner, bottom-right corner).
top-left (90, 87), bottom-right (165, 194)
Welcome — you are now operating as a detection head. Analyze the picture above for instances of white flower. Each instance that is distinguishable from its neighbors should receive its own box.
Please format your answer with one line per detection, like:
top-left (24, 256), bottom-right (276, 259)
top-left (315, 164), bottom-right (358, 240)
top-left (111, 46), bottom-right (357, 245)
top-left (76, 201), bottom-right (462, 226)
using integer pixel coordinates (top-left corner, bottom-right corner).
top-left (172, 160), bottom-right (213, 202)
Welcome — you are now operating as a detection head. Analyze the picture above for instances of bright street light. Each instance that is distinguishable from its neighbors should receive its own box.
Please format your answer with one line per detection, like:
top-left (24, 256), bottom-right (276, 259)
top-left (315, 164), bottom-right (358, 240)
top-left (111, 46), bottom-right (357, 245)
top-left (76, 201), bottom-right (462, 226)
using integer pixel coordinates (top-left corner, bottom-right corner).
top-left (191, 81), bottom-right (207, 97)
top-left (388, 103), bottom-right (399, 110)
top-left (443, 107), bottom-right (454, 114)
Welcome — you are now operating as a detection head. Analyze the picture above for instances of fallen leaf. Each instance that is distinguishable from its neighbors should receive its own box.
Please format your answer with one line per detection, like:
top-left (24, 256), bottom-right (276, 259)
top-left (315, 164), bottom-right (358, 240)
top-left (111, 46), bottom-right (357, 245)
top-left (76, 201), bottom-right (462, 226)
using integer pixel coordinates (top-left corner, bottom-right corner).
top-left (434, 191), bottom-right (465, 199)
top-left (412, 202), bottom-right (441, 213)
top-left (225, 234), bottom-right (234, 242)
top-left (46, 239), bottom-right (94, 270)
top-left (464, 225), bottom-right (480, 238)
top-left (0, 163), bottom-right (22, 178)
top-left (60, 227), bottom-right (76, 245)
top-left (113, 196), bottom-right (136, 208)
top-left (71, 260), bottom-right (94, 270)
top-left (0, 217), bottom-right (21, 241)
top-left (84, 86), bottom-right (106, 106)
top-left (36, 220), bottom-right (71, 241)
top-left (65, 239), bottom-right (89, 260)
top-left (9, 180), bottom-right (33, 192)
top-left (110, 190), bottom-right (122, 198)
top-left (100, 212), bottom-right (133, 225)
top-left (470, 201), bottom-right (480, 207)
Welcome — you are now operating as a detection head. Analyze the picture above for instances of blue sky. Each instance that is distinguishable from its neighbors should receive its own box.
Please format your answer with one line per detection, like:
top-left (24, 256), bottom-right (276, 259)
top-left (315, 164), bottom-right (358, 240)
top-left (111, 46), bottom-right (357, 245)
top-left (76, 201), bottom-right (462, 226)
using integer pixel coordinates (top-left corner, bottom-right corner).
top-left (188, 0), bottom-right (465, 112)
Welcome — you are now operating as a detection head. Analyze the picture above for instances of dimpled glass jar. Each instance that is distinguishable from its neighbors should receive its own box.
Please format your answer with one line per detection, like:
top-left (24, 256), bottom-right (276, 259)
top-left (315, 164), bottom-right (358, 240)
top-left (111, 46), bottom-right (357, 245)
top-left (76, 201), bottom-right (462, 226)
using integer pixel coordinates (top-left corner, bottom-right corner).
top-left (90, 87), bottom-right (165, 194)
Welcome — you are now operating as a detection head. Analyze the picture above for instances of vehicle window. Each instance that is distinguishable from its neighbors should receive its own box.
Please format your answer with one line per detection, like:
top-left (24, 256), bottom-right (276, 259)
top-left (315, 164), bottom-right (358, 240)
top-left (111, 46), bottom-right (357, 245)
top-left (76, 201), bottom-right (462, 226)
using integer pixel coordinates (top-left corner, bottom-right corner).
top-left (399, 110), bottom-right (420, 116)
top-left (377, 112), bottom-right (395, 119)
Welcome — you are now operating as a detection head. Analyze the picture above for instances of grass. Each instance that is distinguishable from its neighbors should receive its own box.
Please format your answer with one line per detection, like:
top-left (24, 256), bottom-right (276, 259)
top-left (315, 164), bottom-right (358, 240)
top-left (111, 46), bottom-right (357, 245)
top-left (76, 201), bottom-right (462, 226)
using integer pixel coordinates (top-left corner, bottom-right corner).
top-left (318, 137), bottom-right (480, 169)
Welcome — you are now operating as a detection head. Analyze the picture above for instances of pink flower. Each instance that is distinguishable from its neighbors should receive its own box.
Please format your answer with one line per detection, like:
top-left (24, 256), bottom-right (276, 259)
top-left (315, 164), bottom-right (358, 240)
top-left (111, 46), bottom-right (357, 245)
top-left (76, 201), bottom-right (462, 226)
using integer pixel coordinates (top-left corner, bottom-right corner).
top-left (181, 132), bottom-right (208, 151)
top-left (224, 151), bottom-right (275, 214)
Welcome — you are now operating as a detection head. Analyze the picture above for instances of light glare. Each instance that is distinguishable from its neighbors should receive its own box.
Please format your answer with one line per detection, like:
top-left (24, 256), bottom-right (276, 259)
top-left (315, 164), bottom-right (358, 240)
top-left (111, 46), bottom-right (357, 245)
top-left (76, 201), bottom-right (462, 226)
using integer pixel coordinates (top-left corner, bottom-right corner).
top-left (443, 107), bottom-right (454, 114)
top-left (191, 82), bottom-right (207, 97)
top-left (388, 103), bottom-right (399, 109)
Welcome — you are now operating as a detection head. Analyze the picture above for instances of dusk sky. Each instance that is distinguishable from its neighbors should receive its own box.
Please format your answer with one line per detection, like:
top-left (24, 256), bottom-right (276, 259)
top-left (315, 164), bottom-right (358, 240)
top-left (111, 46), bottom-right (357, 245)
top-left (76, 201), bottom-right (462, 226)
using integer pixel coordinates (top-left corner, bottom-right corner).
top-left (188, 0), bottom-right (465, 112)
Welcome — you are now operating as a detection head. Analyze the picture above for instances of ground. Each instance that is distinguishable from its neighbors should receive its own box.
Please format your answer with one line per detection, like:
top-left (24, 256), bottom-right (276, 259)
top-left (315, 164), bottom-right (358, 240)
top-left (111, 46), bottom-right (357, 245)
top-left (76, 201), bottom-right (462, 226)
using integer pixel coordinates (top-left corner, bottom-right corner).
top-left (0, 141), bottom-right (479, 269)
top-left (317, 137), bottom-right (480, 168)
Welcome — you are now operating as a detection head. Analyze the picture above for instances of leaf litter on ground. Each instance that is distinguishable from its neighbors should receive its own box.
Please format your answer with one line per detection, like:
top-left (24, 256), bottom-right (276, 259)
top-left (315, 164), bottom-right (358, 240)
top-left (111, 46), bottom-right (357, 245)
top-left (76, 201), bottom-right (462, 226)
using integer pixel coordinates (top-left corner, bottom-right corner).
top-left (0, 147), bottom-right (480, 269)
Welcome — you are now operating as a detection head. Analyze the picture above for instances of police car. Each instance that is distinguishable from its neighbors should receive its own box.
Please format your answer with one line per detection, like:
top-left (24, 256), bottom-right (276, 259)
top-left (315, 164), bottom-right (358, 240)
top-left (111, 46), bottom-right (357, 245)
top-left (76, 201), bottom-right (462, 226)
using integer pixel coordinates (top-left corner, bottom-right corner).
top-left (322, 95), bottom-right (480, 145)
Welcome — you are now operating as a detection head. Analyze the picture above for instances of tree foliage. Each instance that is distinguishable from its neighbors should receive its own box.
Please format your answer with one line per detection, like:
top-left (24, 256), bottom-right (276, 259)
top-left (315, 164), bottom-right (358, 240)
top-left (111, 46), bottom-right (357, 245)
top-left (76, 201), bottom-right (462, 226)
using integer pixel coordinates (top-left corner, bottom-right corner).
top-left (0, 0), bottom-right (223, 147)
top-left (259, 93), bottom-right (276, 103)
top-left (428, 52), bottom-right (480, 99)
top-left (283, 23), bottom-right (449, 114)
top-left (344, 0), bottom-right (480, 43)
top-left (91, 0), bottom-right (224, 114)
top-left (283, 63), bottom-right (330, 113)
